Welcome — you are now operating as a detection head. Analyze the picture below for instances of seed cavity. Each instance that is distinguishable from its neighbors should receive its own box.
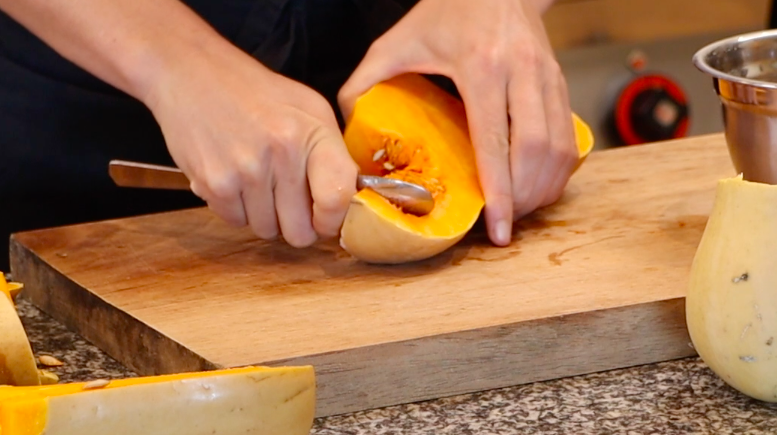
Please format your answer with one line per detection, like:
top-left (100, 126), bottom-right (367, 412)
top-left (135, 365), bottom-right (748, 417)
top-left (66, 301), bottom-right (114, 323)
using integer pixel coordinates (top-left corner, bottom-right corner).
top-left (733, 272), bottom-right (749, 283)
top-left (372, 134), bottom-right (445, 199)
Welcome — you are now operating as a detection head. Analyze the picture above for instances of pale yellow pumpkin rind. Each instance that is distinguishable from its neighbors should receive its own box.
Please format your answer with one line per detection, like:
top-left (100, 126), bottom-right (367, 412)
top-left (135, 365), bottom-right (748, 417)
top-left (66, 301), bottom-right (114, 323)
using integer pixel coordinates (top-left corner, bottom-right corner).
top-left (686, 174), bottom-right (777, 402)
top-left (0, 365), bottom-right (316, 435)
top-left (0, 276), bottom-right (40, 387)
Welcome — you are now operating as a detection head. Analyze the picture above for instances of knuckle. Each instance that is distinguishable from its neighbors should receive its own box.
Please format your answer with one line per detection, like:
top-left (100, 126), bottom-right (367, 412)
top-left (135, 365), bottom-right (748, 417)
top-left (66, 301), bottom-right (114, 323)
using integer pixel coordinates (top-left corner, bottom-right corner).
top-left (474, 43), bottom-right (507, 74)
top-left (312, 194), bottom-right (352, 237)
top-left (519, 134), bottom-right (551, 158)
top-left (476, 131), bottom-right (510, 159)
top-left (366, 36), bottom-right (391, 59)
top-left (316, 189), bottom-right (351, 217)
top-left (549, 136), bottom-right (580, 172)
top-left (235, 156), bottom-right (264, 185)
top-left (545, 58), bottom-right (563, 77)
top-left (202, 172), bottom-right (239, 200)
top-left (269, 117), bottom-right (304, 149)
top-left (560, 144), bottom-right (579, 168)
top-left (539, 187), bottom-right (565, 209)
top-left (336, 87), bottom-right (352, 113)
top-left (310, 96), bottom-right (334, 120)
top-left (484, 186), bottom-right (514, 215)
top-left (515, 42), bottom-right (542, 71)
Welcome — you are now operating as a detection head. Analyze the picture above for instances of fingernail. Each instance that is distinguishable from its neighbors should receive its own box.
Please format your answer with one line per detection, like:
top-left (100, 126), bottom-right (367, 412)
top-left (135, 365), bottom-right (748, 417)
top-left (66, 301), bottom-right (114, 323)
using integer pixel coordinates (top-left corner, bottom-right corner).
top-left (495, 219), bottom-right (511, 246)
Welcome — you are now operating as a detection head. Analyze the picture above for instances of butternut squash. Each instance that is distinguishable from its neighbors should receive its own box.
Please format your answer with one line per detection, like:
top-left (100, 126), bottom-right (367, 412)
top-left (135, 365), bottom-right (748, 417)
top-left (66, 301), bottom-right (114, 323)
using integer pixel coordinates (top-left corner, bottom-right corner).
top-left (0, 274), bottom-right (40, 387)
top-left (339, 73), bottom-right (594, 264)
top-left (0, 365), bottom-right (316, 435)
top-left (686, 175), bottom-right (777, 402)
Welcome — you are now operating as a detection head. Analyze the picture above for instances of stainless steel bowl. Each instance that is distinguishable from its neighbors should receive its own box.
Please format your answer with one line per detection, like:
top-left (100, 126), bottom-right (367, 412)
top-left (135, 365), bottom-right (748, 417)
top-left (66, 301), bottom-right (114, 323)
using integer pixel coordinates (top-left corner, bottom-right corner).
top-left (693, 29), bottom-right (777, 184)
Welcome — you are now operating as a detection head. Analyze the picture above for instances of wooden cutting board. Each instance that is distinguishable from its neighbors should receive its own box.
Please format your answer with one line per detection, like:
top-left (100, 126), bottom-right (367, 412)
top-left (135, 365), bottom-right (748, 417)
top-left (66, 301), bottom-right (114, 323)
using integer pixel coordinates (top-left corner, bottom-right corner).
top-left (10, 133), bottom-right (734, 417)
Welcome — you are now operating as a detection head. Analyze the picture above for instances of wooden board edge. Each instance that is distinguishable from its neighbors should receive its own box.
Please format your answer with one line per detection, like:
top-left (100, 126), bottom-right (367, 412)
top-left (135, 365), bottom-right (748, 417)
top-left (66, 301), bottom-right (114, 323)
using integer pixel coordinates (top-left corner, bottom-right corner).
top-left (268, 297), bottom-right (696, 418)
top-left (9, 235), bottom-right (218, 376)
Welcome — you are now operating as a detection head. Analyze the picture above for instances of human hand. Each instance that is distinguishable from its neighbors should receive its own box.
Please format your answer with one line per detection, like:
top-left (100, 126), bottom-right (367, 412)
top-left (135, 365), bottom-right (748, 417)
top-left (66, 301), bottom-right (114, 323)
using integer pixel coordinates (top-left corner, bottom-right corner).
top-left (143, 42), bottom-right (359, 247)
top-left (338, 0), bottom-right (578, 247)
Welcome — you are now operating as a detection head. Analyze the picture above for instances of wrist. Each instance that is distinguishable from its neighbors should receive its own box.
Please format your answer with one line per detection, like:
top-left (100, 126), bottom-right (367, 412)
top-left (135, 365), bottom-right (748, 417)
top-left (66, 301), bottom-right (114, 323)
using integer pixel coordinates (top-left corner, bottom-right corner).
top-left (125, 20), bottom-right (233, 106)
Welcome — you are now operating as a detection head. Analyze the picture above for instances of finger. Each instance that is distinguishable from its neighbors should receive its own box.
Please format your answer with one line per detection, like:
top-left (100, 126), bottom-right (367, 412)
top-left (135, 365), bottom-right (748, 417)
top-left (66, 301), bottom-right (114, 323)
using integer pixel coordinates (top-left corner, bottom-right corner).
top-left (190, 172), bottom-right (248, 227)
top-left (338, 36), bottom-right (438, 121)
top-left (507, 53), bottom-right (551, 220)
top-left (458, 73), bottom-right (513, 246)
top-left (306, 129), bottom-right (359, 238)
top-left (241, 161), bottom-right (280, 241)
top-left (273, 153), bottom-right (317, 248)
top-left (539, 69), bottom-right (578, 209)
top-left (518, 62), bottom-right (577, 214)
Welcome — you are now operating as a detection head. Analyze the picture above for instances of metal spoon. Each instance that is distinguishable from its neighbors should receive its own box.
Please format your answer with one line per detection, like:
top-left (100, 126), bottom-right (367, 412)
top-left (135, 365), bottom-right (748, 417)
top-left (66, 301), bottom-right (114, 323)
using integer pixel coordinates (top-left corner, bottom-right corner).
top-left (108, 160), bottom-right (435, 216)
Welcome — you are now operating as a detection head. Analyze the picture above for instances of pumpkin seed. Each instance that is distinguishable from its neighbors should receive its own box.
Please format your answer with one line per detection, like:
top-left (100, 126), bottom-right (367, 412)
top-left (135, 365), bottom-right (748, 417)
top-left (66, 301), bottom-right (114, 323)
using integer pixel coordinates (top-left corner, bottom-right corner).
top-left (38, 355), bottom-right (64, 367)
top-left (83, 379), bottom-right (111, 390)
top-left (383, 162), bottom-right (395, 171)
top-left (38, 369), bottom-right (59, 385)
top-left (372, 149), bottom-right (386, 161)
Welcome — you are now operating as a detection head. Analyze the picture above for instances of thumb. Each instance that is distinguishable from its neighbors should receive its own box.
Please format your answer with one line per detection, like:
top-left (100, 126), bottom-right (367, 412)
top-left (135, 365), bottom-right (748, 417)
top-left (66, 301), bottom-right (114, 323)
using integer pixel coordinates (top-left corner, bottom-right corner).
top-left (338, 37), bottom-right (440, 121)
top-left (306, 127), bottom-right (360, 238)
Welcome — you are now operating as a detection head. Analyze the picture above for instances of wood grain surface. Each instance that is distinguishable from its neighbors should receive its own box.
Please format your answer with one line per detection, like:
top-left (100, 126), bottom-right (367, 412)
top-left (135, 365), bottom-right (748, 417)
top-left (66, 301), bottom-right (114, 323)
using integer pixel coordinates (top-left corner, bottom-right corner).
top-left (11, 133), bottom-right (735, 417)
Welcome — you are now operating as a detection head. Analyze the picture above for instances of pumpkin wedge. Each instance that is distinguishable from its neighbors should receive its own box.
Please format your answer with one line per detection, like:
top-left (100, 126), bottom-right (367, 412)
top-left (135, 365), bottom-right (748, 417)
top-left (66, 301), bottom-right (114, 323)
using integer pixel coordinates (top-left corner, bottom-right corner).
top-left (0, 365), bottom-right (315, 435)
top-left (339, 73), bottom-right (594, 264)
top-left (0, 275), bottom-right (40, 387)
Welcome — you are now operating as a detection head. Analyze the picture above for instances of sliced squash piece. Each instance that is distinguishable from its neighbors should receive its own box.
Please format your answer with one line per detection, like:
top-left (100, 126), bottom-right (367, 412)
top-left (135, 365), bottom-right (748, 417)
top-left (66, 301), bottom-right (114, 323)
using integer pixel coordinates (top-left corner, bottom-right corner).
top-left (0, 365), bottom-right (315, 435)
top-left (686, 175), bottom-right (777, 402)
top-left (0, 275), bottom-right (23, 301)
top-left (339, 73), bottom-right (594, 264)
top-left (0, 275), bottom-right (40, 387)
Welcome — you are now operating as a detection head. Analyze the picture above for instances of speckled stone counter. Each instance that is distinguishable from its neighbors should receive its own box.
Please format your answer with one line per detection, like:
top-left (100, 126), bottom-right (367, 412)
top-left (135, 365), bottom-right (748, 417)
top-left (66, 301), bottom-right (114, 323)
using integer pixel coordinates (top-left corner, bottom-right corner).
top-left (16, 297), bottom-right (777, 434)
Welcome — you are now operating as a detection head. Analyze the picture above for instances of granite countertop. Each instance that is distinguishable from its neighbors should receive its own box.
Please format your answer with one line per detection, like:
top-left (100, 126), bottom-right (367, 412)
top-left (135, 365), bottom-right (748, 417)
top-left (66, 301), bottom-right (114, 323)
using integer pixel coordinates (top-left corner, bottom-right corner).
top-left (16, 297), bottom-right (777, 434)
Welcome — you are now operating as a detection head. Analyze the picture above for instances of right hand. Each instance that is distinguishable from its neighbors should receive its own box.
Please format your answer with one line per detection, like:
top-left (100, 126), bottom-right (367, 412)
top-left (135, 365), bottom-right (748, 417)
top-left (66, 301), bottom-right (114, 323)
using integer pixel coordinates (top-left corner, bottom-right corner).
top-left (141, 42), bottom-right (359, 248)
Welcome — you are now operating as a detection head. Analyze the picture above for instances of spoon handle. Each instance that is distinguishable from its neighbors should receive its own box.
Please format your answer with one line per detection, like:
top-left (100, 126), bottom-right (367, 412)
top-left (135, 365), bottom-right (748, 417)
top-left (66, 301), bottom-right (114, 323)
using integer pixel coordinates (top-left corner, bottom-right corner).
top-left (109, 160), bottom-right (191, 190)
top-left (108, 160), bottom-right (435, 216)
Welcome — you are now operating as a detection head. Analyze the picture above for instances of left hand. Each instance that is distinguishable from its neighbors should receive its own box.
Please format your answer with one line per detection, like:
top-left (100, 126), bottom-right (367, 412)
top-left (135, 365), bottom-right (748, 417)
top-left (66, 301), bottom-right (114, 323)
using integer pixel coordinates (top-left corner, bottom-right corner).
top-left (338, 0), bottom-right (578, 247)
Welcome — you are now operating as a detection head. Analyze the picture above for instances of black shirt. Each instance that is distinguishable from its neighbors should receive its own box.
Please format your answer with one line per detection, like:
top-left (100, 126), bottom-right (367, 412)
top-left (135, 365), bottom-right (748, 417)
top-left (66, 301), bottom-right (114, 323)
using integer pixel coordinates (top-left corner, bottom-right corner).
top-left (0, 0), bottom-right (419, 268)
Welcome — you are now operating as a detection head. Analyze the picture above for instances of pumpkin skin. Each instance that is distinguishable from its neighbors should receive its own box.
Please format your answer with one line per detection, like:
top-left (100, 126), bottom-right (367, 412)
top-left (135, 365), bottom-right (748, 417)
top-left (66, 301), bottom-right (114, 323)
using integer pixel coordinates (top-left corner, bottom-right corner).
top-left (339, 73), bottom-right (594, 264)
top-left (0, 275), bottom-right (40, 386)
top-left (686, 175), bottom-right (777, 402)
top-left (0, 365), bottom-right (316, 435)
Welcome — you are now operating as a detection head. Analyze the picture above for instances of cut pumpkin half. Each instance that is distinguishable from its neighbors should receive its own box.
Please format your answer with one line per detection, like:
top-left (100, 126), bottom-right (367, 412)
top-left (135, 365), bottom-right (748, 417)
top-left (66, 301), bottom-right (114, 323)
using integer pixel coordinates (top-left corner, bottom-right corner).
top-left (339, 73), bottom-right (594, 264)
top-left (0, 365), bottom-right (315, 435)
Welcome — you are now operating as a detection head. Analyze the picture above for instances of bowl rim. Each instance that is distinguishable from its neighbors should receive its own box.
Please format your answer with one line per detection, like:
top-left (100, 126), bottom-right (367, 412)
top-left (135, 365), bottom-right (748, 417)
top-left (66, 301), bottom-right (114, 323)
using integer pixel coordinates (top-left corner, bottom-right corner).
top-left (692, 28), bottom-right (777, 90)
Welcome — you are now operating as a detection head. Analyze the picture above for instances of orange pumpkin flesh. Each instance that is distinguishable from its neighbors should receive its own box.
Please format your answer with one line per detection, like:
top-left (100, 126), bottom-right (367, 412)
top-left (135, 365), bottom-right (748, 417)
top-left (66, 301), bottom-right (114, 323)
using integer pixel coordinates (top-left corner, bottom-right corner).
top-left (339, 73), bottom-right (593, 264)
